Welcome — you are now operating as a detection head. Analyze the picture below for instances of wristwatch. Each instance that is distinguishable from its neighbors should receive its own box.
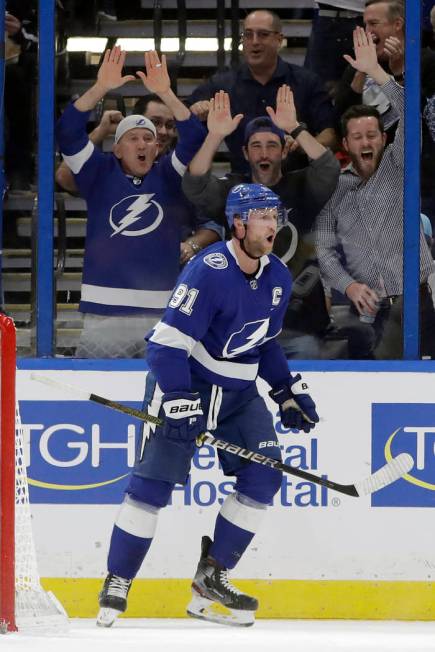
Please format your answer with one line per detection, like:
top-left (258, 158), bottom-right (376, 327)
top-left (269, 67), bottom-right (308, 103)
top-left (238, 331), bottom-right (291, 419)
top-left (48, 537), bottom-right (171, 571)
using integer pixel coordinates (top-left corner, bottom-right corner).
top-left (188, 240), bottom-right (201, 253)
top-left (289, 122), bottom-right (308, 140)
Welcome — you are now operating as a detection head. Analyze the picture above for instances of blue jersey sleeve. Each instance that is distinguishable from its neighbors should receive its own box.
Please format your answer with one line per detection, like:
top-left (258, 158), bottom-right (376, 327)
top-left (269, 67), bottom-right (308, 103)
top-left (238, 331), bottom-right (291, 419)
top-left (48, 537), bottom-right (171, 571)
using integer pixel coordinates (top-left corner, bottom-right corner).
top-left (147, 259), bottom-right (221, 392)
top-left (174, 113), bottom-right (207, 165)
top-left (56, 102), bottom-right (107, 196)
top-left (258, 259), bottom-right (292, 387)
top-left (258, 338), bottom-right (290, 389)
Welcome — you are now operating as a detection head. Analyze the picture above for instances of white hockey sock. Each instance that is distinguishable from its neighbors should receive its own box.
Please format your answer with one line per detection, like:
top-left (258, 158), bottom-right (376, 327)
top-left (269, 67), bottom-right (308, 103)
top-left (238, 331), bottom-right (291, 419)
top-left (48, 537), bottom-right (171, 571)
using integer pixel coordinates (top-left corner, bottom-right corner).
top-left (115, 494), bottom-right (159, 539)
top-left (219, 492), bottom-right (267, 535)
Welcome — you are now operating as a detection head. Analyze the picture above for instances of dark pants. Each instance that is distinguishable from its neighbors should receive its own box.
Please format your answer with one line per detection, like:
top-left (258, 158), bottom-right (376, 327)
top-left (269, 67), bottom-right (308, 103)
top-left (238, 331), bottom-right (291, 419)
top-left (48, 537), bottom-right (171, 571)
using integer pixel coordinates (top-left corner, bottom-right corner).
top-left (4, 53), bottom-right (36, 184)
top-left (339, 284), bottom-right (435, 359)
top-left (304, 13), bottom-right (363, 87)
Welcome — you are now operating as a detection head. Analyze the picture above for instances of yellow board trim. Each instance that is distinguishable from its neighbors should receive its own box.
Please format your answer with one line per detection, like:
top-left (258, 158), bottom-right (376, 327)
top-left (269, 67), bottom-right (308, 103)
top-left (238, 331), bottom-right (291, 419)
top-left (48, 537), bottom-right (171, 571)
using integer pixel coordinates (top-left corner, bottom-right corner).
top-left (41, 578), bottom-right (435, 620)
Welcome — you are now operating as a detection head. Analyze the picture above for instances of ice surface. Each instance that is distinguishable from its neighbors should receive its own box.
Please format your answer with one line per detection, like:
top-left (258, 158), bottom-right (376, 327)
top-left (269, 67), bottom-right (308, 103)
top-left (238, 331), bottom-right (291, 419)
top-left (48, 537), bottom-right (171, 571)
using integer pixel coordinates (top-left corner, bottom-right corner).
top-left (2, 619), bottom-right (435, 652)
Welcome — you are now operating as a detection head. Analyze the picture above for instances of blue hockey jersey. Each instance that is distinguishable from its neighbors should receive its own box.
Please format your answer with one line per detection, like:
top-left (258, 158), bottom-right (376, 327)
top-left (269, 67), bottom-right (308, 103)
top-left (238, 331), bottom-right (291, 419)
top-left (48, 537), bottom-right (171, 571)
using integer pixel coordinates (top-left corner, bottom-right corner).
top-left (147, 240), bottom-right (292, 391)
top-left (56, 103), bottom-right (206, 315)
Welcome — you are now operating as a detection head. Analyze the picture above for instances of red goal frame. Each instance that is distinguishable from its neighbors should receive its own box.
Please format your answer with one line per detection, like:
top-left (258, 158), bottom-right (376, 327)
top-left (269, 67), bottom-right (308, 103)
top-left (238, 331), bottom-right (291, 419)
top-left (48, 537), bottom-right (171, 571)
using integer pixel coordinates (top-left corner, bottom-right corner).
top-left (0, 315), bottom-right (17, 631)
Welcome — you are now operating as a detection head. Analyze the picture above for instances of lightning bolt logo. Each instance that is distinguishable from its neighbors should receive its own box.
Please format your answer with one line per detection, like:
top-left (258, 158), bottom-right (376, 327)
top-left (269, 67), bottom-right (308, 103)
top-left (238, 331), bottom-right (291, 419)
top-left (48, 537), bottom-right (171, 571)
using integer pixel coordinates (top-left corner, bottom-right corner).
top-left (223, 319), bottom-right (270, 358)
top-left (111, 194), bottom-right (155, 236)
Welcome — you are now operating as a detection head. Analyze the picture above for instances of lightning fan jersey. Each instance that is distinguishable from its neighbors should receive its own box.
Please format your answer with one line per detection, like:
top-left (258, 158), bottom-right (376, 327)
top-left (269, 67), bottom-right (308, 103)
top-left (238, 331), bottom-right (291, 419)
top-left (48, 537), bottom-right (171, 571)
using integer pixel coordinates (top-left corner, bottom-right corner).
top-left (147, 240), bottom-right (292, 391)
top-left (56, 103), bottom-right (206, 315)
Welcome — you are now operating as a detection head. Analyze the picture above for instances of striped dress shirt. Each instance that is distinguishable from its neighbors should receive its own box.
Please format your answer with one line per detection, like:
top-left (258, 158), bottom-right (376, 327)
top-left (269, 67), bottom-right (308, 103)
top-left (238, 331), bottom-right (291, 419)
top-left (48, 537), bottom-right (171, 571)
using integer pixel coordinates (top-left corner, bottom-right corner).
top-left (315, 79), bottom-right (434, 297)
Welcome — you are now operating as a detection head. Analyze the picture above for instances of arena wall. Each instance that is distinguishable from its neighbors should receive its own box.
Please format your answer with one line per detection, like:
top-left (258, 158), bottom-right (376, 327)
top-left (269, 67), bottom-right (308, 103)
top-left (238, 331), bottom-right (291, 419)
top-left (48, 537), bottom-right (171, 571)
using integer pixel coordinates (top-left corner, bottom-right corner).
top-left (17, 362), bottom-right (435, 619)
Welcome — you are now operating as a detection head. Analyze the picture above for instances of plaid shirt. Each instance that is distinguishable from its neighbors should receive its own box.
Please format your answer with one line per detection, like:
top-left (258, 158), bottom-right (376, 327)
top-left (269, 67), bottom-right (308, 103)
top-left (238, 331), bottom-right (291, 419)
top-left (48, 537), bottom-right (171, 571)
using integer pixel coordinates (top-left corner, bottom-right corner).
top-left (315, 79), bottom-right (434, 297)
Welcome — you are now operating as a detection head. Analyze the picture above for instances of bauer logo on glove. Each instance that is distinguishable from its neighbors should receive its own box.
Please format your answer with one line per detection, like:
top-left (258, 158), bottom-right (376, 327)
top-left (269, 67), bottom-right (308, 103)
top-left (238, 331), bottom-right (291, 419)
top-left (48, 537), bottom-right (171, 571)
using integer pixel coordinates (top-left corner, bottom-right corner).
top-left (162, 392), bottom-right (205, 446)
top-left (269, 373), bottom-right (319, 433)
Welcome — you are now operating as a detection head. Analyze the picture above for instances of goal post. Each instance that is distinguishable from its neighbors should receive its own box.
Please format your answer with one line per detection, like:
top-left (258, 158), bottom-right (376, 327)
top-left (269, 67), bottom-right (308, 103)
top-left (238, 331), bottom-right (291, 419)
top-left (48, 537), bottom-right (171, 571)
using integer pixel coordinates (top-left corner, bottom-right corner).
top-left (0, 315), bottom-right (69, 634)
top-left (0, 315), bottom-right (17, 631)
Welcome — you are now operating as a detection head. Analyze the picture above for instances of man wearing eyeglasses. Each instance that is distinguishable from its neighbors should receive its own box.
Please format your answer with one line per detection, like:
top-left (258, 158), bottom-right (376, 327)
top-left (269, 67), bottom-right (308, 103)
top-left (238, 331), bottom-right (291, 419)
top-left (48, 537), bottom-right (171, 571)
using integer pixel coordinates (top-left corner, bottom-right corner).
top-left (187, 9), bottom-right (337, 174)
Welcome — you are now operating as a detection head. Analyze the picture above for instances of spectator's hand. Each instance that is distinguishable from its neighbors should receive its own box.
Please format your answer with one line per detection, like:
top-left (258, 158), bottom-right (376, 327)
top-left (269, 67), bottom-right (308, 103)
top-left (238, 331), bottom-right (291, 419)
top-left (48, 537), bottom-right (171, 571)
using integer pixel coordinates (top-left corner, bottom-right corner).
top-left (190, 100), bottom-right (211, 121)
top-left (343, 27), bottom-right (378, 77)
top-left (383, 36), bottom-right (404, 77)
top-left (96, 110), bottom-right (123, 139)
top-left (207, 90), bottom-right (243, 138)
top-left (266, 84), bottom-right (298, 134)
top-left (345, 281), bottom-right (379, 316)
top-left (97, 47), bottom-right (135, 92)
top-left (137, 50), bottom-right (170, 95)
top-left (5, 12), bottom-right (21, 36)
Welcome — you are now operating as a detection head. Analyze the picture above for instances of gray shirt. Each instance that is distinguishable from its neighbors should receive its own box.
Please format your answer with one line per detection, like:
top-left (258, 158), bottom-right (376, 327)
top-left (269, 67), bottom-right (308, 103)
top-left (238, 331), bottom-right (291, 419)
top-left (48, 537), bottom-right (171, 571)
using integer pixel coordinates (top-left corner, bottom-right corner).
top-left (314, 79), bottom-right (434, 297)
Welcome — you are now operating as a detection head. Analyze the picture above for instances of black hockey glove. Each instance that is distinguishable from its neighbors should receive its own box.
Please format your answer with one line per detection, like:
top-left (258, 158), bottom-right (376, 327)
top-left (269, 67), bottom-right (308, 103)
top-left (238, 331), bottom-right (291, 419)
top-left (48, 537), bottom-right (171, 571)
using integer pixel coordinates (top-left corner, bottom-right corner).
top-left (161, 392), bottom-right (205, 447)
top-left (269, 374), bottom-right (319, 433)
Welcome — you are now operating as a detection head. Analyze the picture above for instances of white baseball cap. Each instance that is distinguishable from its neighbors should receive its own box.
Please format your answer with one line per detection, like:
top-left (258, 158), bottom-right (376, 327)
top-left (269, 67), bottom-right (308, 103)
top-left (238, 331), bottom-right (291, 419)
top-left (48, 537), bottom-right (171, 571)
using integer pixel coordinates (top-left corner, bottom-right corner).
top-left (114, 115), bottom-right (157, 144)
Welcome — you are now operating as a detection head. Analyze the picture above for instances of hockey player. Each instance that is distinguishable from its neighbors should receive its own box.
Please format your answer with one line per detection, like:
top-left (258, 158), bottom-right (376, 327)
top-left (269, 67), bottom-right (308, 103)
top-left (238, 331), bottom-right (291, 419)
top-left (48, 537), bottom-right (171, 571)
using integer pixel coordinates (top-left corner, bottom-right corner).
top-left (97, 183), bottom-right (319, 627)
top-left (56, 47), bottom-right (218, 358)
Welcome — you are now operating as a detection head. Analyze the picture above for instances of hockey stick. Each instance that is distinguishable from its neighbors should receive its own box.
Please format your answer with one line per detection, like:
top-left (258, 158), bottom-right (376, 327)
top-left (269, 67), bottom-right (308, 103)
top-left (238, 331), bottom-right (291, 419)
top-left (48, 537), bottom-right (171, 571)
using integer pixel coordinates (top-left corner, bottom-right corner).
top-left (30, 373), bottom-right (413, 497)
top-left (196, 433), bottom-right (413, 497)
top-left (30, 373), bottom-right (163, 426)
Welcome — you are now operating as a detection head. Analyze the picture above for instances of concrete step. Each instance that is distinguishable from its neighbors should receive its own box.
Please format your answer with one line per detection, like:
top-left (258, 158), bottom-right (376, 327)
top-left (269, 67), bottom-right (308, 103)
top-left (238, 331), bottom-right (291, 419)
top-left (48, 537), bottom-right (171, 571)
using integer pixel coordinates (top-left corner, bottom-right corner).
top-left (3, 272), bottom-right (82, 292)
top-left (5, 303), bottom-right (83, 323)
top-left (16, 327), bottom-right (82, 350)
top-left (4, 192), bottom-right (86, 212)
top-left (2, 249), bottom-right (84, 269)
top-left (89, 47), bottom-right (305, 71)
top-left (96, 18), bottom-right (311, 38)
top-left (17, 217), bottom-right (87, 239)
top-left (139, 0), bottom-right (314, 8)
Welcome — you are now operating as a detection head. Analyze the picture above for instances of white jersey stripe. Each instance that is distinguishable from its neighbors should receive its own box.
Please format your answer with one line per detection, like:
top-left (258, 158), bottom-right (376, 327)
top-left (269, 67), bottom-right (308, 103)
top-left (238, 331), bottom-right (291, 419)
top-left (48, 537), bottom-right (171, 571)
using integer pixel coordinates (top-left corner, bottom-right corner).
top-left (81, 283), bottom-right (171, 309)
top-left (191, 341), bottom-right (258, 381)
top-left (62, 140), bottom-right (94, 174)
top-left (149, 321), bottom-right (197, 352)
top-left (171, 151), bottom-right (187, 177)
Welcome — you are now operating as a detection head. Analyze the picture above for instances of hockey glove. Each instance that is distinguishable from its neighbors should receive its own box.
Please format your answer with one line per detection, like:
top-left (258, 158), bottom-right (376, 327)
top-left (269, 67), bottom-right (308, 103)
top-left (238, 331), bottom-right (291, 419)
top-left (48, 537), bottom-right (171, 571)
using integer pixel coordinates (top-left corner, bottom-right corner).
top-left (269, 374), bottom-right (319, 433)
top-left (161, 392), bottom-right (205, 447)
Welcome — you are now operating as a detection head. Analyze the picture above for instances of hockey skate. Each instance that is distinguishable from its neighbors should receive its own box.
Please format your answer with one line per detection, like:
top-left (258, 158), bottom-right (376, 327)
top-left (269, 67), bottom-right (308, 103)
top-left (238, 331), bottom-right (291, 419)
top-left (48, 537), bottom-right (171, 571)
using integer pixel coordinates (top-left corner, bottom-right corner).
top-left (96, 573), bottom-right (132, 627)
top-left (187, 536), bottom-right (258, 627)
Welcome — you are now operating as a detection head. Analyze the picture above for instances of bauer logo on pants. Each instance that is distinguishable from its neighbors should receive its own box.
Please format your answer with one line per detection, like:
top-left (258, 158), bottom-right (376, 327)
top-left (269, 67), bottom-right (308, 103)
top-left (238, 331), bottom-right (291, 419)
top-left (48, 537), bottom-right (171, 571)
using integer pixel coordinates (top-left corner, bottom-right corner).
top-left (371, 403), bottom-right (435, 507)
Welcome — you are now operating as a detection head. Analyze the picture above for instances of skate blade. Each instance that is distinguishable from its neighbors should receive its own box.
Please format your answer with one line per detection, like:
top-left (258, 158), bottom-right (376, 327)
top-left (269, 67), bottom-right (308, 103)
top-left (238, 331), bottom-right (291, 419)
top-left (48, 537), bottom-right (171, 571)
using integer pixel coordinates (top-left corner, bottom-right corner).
top-left (187, 593), bottom-right (255, 627)
top-left (96, 607), bottom-right (122, 627)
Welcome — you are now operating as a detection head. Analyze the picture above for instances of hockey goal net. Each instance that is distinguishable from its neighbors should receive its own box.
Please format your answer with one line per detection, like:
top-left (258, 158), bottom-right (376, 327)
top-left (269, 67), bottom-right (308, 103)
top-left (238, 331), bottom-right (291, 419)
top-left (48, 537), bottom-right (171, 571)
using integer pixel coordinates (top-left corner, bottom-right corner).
top-left (0, 315), bottom-right (68, 633)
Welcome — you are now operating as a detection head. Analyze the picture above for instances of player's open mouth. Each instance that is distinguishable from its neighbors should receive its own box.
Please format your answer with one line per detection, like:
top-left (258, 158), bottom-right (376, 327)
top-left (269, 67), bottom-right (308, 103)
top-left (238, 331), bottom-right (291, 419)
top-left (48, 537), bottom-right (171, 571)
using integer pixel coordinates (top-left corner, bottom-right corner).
top-left (259, 162), bottom-right (271, 171)
top-left (361, 151), bottom-right (373, 161)
top-left (267, 235), bottom-right (274, 243)
top-left (138, 155), bottom-right (146, 162)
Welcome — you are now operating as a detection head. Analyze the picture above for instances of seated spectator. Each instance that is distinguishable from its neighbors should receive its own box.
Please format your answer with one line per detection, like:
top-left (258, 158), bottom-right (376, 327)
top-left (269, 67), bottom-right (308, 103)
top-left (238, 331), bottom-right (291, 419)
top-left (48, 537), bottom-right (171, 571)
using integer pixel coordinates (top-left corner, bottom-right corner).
top-left (315, 28), bottom-right (435, 360)
top-left (187, 9), bottom-right (337, 174)
top-left (182, 87), bottom-right (340, 358)
top-left (56, 109), bottom-right (124, 194)
top-left (56, 47), bottom-right (217, 359)
top-left (335, 0), bottom-right (405, 133)
top-left (304, 2), bottom-right (365, 94)
top-left (132, 94), bottom-right (177, 155)
top-left (335, 0), bottom-right (435, 221)
top-left (56, 95), bottom-right (221, 269)
top-left (56, 94), bottom-right (177, 194)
